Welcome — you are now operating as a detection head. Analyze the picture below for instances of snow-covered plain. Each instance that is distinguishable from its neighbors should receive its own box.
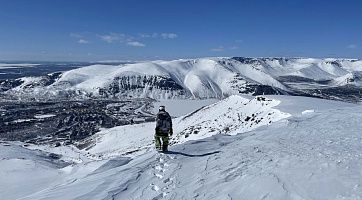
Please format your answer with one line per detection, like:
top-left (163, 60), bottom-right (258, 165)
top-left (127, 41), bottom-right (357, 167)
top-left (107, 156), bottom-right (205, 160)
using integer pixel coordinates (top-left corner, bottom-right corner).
top-left (1, 95), bottom-right (362, 200)
top-left (0, 63), bottom-right (40, 69)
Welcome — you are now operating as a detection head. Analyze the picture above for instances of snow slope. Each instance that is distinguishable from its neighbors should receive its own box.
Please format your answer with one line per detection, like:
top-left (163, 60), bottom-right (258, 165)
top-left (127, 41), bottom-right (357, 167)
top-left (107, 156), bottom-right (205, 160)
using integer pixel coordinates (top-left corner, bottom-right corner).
top-left (1, 95), bottom-right (362, 200)
top-left (55, 64), bottom-right (121, 90)
top-left (0, 143), bottom-right (69, 200)
top-left (86, 95), bottom-right (290, 158)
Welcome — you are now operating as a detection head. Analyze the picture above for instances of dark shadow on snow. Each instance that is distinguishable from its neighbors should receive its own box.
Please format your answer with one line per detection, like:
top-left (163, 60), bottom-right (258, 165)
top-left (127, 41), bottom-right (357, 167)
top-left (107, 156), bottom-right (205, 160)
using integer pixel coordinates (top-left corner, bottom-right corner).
top-left (163, 150), bottom-right (221, 157)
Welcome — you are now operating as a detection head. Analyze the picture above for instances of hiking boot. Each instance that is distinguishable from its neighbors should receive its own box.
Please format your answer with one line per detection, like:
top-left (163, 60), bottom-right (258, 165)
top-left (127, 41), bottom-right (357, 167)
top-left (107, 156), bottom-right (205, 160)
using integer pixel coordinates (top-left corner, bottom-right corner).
top-left (162, 145), bottom-right (168, 152)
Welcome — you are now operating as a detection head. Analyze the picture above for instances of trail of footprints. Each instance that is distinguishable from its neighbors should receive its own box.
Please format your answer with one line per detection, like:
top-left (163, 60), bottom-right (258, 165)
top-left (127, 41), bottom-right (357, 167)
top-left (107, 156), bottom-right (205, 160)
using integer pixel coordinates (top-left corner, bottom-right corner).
top-left (150, 153), bottom-right (177, 199)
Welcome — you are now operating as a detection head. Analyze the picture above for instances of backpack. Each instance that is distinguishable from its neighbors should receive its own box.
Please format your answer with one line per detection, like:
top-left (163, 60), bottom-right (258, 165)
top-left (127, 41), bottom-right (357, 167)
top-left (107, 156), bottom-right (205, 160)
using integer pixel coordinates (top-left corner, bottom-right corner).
top-left (156, 111), bottom-right (172, 134)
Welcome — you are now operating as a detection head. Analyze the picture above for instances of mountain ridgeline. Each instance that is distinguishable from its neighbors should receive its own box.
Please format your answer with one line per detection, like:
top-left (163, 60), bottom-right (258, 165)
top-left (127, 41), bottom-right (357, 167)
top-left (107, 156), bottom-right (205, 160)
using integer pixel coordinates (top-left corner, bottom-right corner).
top-left (2, 57), bottom-right (362, 102)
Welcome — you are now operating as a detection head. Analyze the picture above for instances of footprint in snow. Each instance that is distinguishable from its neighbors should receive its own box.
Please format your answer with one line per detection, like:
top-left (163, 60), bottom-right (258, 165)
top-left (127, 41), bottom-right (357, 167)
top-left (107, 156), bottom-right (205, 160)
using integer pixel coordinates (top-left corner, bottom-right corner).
top-left (155, 173), bottom-right (163, 179)
top-left (151, 183), bottom-right (160, 191)
top-left (151, 192), bottom-right (167, 200)
top-left (155, 165), bottom-right (165, 172)
top-left (163, 177), bottom-right (173, 184)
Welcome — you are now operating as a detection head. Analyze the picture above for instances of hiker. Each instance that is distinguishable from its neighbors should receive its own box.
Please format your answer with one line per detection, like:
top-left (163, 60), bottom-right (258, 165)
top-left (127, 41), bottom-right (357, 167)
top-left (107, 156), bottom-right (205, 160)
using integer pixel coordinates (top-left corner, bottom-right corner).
top-left (155, 105), bottom-right (173, 151)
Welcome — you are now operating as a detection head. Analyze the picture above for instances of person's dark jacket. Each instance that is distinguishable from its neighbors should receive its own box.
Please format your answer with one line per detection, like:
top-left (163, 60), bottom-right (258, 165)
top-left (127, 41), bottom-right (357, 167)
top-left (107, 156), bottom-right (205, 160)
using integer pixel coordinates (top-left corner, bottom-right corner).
top-left (155, 111), bottom-right (173, 136)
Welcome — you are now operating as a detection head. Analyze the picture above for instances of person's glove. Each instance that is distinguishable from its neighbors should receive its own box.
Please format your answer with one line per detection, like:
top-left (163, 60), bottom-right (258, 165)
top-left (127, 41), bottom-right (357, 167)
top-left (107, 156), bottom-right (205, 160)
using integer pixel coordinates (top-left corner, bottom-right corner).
top-left (155, 127), bottom-right (160, 134)
top-left (169, 128), bottom-right (173, 136)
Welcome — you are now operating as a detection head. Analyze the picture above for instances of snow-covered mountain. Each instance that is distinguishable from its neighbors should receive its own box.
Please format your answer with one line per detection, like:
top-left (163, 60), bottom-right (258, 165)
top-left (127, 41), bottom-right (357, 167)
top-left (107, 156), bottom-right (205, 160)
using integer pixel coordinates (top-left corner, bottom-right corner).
top-left (1, 95), bottom-right (361, 200)
top-left (3, 57), bottom-right (362, 101)
top-left (333, 71), bottom-right (362, 87)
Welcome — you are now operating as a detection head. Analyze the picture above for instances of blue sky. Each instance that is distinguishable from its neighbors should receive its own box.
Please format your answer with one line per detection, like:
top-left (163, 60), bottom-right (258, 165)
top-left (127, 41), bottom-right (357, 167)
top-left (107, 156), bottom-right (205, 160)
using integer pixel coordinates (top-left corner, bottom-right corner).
top-left (0, 0), bottom-right (361, 61)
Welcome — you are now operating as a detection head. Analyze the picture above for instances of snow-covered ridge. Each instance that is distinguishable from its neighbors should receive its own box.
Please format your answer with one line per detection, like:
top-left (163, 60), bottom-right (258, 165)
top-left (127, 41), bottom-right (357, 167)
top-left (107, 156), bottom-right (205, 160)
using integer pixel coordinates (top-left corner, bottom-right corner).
top-left (86, 95), bottom-right (290, 158)
top-left (3, 57), bottom-right (362, 100)
top-left (173, 95), bottom-right (290, 142)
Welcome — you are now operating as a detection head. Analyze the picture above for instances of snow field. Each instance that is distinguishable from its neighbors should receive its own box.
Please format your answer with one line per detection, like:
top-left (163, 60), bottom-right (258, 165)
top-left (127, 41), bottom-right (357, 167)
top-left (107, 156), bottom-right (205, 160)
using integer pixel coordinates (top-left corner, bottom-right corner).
top-left (1, 95), bottom-right (362, 199)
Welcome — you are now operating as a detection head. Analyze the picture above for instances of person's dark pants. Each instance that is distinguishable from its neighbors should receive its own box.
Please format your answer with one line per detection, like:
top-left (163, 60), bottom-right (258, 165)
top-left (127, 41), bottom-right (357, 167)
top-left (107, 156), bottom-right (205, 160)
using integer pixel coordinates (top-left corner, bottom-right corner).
top-left (154, 134), bottom-right (169, 151)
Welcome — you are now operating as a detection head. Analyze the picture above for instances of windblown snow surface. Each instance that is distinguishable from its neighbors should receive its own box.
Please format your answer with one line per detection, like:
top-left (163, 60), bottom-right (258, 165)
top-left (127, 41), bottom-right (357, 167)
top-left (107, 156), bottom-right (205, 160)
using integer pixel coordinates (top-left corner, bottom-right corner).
top-left (1, 95), bottom-right (362, 199)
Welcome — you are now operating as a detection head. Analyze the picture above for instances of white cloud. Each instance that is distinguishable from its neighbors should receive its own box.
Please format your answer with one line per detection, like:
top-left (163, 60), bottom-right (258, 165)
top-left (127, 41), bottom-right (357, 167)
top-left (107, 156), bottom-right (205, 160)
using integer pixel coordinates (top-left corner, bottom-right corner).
top-left (210, 46), bottom-right (224, 52)
top-left (70, 33), bottom-right (90, 44)
top-left (127, 41), bottom-right (146, 47)
top-left (98, 32), bottom-right (177, 47)
top-left (140, 32), bottom-right (177, 39)
top-left (139, 33), bottom-right (151, 38)
top-left (99, 33), bottom-right (125, 43)
top-left (139, 33), bottom-right (158, 38)
top-left (98, 33), bottom-right (145, 47)
top-left (347, 44), bottom-right (357, 49)
top-left (161, 33), bottom-right (178, 39)
top-left (99, 32), bottom-right (178, 46)
top-left (78, 39), bottom-right (89, 44)
top-left (229, 46), bottom-right (239, 50)
top-left (70, 33), bottom-right (83, 38)
top-left (152, 33), bottom-right (159, 38)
